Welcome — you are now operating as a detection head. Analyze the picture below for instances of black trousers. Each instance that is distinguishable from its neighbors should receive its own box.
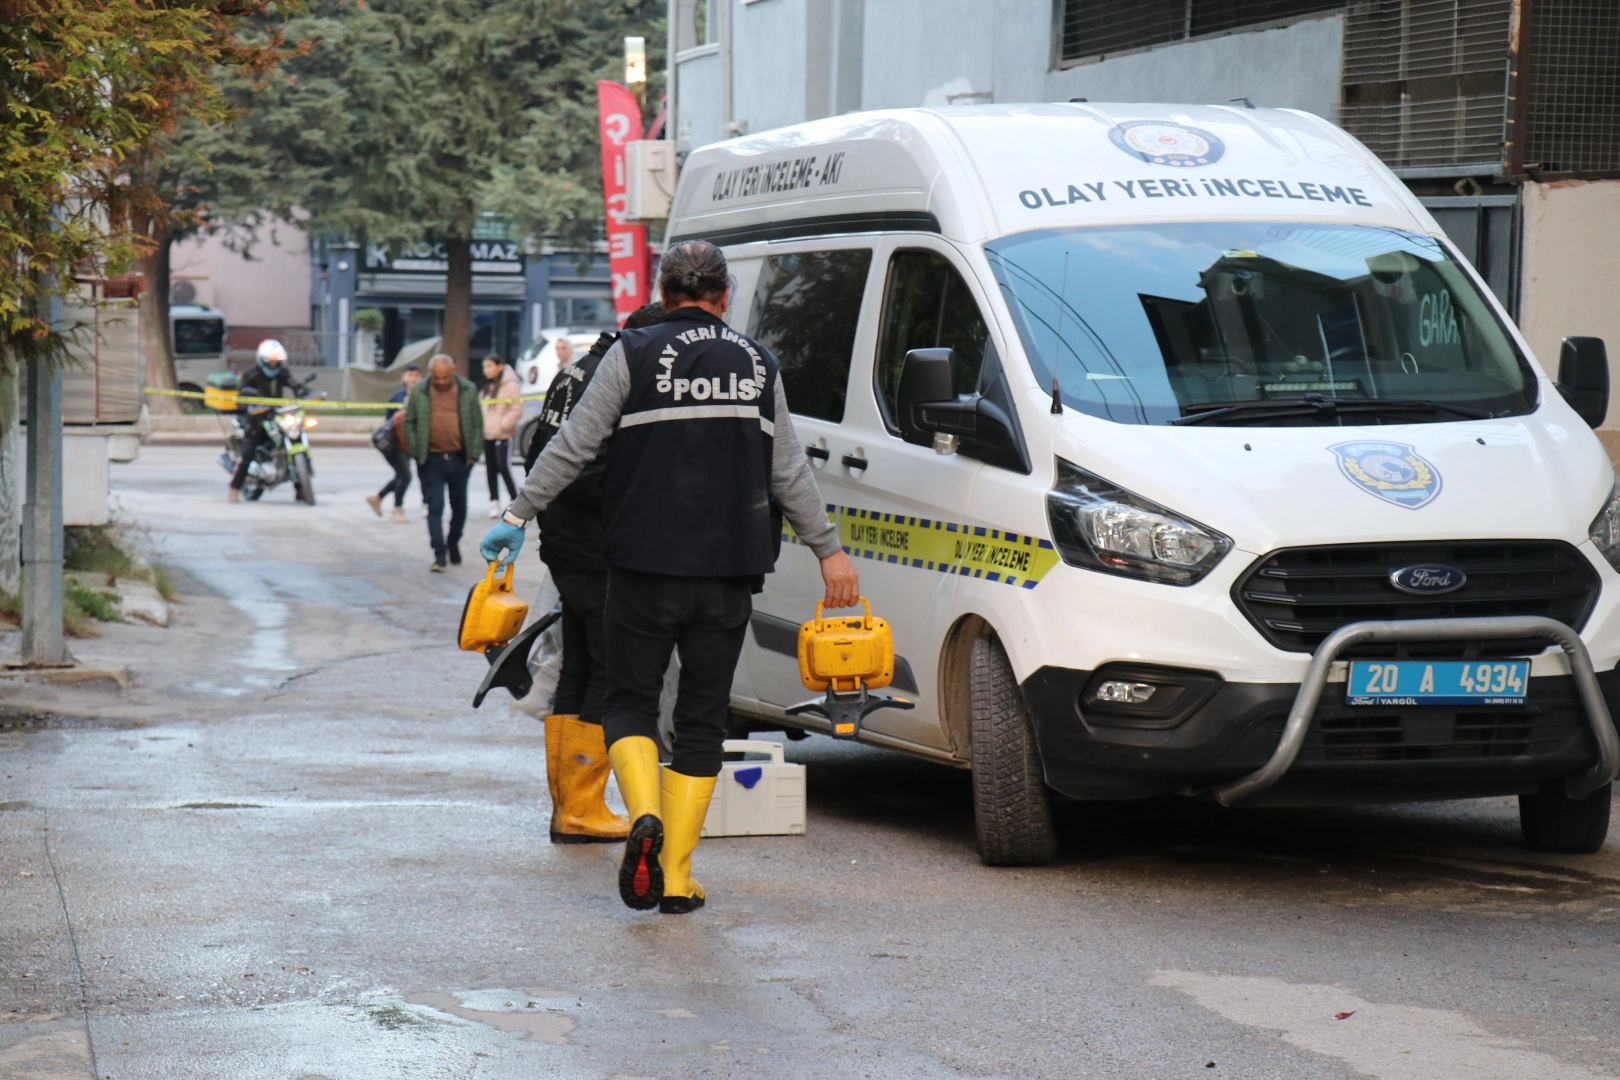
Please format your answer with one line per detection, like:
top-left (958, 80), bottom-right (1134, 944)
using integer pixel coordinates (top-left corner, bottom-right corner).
top-left (377, 449), bottom-right (413, 505)
top-left (552, 570), bottom-right (609, 725)
top-left (230, 417), bottom-right (271, 490)
top-left (601, 567), bottom-right (752, 778)
top-left (418, 452), bottom-right (470, 558)
top-left (484, 438), bottom-right (516, 501)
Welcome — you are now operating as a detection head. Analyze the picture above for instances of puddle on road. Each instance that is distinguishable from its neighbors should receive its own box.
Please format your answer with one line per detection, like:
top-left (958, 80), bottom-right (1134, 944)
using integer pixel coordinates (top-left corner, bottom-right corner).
top-left (159, 531), bottom-right (389, 686)
top-left (405, 989), bottom-right (575, 1045)
top-left (94, 989), bottom-right (580, 1078)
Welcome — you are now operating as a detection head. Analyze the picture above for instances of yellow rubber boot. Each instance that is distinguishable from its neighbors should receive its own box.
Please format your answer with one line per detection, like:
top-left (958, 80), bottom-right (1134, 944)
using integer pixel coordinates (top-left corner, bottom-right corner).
top-left (658, 768), bottom-right (717, 914)
top-left (542, 715), bottom-right (566, 812)
top-left (607, 736), bottom-right (664, 909)
top-left (551, 717), bottom-right (630, 844)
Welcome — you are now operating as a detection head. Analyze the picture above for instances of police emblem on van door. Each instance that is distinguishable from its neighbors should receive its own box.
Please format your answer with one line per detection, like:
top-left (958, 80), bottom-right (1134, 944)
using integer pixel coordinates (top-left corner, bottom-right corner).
top-left (1389, 564), bottom-right (1466, 594)
top-left (1108, 122), bottom-right (1225, 167)
top-left (1329, 441), bottom-right (1442, 509)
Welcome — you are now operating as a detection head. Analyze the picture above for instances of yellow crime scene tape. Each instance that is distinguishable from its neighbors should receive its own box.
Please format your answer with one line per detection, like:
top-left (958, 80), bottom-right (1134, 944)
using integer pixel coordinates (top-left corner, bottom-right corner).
top-left (784, 505), bottom-right (1061, 590)
top-left (144, 387), bottom-right (545, 409)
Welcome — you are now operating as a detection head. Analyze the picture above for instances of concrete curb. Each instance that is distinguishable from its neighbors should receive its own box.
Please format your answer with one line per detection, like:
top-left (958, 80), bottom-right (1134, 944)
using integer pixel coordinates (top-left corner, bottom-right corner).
top-left (0, 665), bottom-right (129, 689)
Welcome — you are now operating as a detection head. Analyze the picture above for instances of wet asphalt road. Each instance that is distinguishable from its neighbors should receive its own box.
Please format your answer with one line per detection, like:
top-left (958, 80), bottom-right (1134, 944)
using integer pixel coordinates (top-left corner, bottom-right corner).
top-left (2, 444), bottom-right (1619, 1080)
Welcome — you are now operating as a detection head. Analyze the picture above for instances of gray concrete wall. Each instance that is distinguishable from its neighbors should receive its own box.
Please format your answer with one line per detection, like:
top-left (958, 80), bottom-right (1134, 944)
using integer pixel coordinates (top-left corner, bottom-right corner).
top-left (676, 45), bottom-right (724, 150)
top-left (731, 0), bottom-right (808, 137)
top-left (674, 1), bottom-right (1346, 150)
top-left (1044, 15), bottom-right (1344, 119)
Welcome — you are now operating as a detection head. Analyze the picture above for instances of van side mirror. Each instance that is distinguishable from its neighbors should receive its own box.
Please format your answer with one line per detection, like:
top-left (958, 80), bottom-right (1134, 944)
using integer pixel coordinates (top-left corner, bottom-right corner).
top-left (1556, 336), bottom-right (1609, 428)
top-left (895, 347), bottom-right (1026, 467)
top-left (895, 348), bottom-right (956, 446)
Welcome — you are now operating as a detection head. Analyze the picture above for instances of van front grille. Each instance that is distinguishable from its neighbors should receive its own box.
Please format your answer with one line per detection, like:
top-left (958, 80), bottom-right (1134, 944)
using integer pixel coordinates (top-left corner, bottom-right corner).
top-left (1298, 706), bottom-right (1588, 764)
top-left (1233, 540), bottom-right (1601, 656)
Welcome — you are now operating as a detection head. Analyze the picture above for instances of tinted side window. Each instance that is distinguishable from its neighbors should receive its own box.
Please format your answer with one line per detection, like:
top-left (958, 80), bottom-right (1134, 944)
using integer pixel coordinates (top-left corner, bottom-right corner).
top-left (172, 319), bottom-right (224, 357)
top-left (874, 250), bottom-right (990, 432)
top-left (747, 249), bottom-right (873, 422)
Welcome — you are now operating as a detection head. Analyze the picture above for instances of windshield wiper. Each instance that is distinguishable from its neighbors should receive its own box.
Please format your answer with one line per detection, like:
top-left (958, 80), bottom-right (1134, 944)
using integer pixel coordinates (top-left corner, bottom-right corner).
top-left (1170, 395), bottom-right (1492, 427)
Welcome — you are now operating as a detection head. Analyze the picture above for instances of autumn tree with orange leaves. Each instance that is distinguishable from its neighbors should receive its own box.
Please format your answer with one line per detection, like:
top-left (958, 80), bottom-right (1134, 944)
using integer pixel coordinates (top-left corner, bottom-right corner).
top-left (0, 0), bottom-right (296, 386)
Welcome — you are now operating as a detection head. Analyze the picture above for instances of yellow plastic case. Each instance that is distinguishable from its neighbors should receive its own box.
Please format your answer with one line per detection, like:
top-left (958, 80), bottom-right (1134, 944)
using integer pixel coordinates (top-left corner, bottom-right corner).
top-left (797, 598), bottom-right (894, 693)
top-left (204, 386), bottom-right (239, 411)
top-left (458, 562), bottom-right (530, 652)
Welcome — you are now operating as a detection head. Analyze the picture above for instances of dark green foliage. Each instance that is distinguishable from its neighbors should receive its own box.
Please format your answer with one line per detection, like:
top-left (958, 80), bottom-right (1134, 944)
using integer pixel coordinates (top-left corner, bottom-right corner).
top-left (223, 0), bottom-right (666, 252)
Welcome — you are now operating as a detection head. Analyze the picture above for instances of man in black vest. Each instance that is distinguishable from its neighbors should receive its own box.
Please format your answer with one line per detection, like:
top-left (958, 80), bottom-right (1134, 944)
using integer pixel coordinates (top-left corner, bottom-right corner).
top-left (481, 240), bottom-right (856, 914)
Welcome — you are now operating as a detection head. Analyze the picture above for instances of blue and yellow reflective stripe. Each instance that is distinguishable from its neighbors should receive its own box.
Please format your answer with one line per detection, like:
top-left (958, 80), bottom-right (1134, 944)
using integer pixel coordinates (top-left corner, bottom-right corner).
top-left (783, 505), bottom-right (1060, 590)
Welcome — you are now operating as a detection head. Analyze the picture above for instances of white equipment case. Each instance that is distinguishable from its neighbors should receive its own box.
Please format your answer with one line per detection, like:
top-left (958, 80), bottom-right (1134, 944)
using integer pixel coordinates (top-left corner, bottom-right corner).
top-left (701, 740), bottom-right (806, 838)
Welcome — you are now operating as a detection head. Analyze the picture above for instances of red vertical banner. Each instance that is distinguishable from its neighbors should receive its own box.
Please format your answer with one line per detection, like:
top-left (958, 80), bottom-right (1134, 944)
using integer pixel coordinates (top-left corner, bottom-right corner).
top-left (597, 81), bottom-right (648, 325)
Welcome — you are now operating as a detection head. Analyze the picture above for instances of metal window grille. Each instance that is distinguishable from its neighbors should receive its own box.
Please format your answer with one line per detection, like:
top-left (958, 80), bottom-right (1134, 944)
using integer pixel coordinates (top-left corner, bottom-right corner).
top-left (1339, 0), bottom-right (1513, 173)
top-left (1522, 0), bottom-right (1620, 175)
top-left (1059, 0), bottom-right (1344, 63)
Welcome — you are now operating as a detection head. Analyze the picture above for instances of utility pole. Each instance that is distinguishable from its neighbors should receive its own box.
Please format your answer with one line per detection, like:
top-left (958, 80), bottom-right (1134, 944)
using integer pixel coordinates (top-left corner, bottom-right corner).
top-left (19, 285), bottom-right (70, 666)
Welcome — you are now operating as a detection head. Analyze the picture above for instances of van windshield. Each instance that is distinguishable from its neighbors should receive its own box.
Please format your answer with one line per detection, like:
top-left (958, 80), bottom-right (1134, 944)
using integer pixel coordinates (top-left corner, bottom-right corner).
top-left (983, 222), bottom-right (1537, 426)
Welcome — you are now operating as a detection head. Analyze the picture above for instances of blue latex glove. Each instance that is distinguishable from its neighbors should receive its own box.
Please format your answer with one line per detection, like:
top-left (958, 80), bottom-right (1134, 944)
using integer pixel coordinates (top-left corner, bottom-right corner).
top-left (480, 520), bottom-right (527, 566)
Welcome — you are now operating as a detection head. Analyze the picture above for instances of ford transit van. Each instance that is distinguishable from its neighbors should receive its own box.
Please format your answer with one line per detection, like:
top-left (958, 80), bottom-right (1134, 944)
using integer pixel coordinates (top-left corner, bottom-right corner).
top-left (665, 104), bottom-right (1620, 865)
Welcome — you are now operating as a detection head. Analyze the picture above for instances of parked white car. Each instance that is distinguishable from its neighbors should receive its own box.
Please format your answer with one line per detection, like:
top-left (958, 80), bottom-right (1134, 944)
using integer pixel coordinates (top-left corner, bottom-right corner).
top-left (513, 328), bottom-right (612, 400)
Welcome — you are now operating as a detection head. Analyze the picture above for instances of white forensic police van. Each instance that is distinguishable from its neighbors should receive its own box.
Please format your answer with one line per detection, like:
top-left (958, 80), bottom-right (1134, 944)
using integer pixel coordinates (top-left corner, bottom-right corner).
top-left (665, 104), bottom-right (1620, 865)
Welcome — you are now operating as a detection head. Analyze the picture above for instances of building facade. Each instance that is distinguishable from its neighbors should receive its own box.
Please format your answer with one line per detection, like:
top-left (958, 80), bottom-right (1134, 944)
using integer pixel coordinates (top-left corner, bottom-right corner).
top-left (670, 0), bottom-right (1620, 427)
top-left (309, 237), bottom-right (616, 370)
top-left (172, 222), bottom-right (617, 374)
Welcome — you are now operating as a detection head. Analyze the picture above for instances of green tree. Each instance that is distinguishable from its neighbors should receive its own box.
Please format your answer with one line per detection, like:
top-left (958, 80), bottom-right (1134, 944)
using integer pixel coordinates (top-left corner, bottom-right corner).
top-left (234, 0), bottom-right (665, 370)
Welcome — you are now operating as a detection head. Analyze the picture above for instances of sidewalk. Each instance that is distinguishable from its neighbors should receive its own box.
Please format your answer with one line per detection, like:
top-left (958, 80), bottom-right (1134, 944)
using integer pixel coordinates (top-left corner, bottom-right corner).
top-left (143, 413), bottom-right (376, 447)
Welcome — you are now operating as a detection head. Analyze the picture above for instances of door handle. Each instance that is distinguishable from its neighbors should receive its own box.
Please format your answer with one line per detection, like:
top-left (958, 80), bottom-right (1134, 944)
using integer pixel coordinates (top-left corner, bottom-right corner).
top-left (841, 453), bottom-right (867, 471)
top-left (805, 445), bottom-right (830, 461)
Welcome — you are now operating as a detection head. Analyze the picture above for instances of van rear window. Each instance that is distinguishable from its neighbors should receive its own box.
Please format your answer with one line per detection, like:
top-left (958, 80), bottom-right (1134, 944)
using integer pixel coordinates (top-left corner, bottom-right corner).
top-left (172, 317), bottom-right (225, 358)
top-left (748, 249), bottom-right (872, 423)
top-left (985, 223), bottom-right (1536, 426)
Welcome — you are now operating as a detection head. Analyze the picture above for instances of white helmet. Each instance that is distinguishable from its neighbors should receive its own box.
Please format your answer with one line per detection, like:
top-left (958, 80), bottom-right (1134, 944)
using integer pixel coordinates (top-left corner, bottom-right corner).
top-left (255, 339), bottom-right (288, 367)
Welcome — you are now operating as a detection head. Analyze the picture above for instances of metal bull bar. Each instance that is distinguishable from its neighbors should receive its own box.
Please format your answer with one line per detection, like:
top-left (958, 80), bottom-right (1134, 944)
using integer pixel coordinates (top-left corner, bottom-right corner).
top-left (1212, 617), bottom-right (1620, 806)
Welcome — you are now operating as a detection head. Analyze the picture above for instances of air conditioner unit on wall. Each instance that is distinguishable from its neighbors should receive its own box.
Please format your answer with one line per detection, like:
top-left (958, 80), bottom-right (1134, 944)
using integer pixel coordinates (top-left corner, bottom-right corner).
top-left (625, 140), bottom-right (675, 221)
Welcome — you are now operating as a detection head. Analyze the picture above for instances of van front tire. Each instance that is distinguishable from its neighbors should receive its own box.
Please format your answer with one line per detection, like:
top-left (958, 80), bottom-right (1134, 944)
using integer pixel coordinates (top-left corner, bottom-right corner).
top-left (1519, 780), bottom-right (1611, 853)
top-left (969, 635), bottom-right (1057, 866)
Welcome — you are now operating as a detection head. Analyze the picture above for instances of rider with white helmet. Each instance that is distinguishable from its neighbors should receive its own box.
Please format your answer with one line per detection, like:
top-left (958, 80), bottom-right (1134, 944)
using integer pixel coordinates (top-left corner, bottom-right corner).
top-left (228, 339), bottom-right (309, 501)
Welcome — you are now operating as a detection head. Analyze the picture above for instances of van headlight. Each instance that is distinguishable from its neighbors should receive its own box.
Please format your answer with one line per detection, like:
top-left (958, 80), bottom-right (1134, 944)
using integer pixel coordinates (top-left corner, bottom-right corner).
top-left (1046, 458), bottom-right (1232, 586)
top-left (1589, 475), bottom-right (1620, 571)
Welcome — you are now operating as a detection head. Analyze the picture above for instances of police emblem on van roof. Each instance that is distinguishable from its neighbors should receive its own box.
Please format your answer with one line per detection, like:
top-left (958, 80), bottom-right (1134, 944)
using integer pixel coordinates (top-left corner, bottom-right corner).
top-left (1108, 121), bottom-right (1225, 167)
top-left (1329, 441), bottom-right (1442, 510)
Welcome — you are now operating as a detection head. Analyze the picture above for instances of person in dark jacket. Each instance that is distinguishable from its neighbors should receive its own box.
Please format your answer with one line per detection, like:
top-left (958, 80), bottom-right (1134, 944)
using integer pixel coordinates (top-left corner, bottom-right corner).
top-left (482, 243), bottom-right (858, 914)
top-left (228, 339), bottom-right (309, 501)
top-left (526, 303), bottom-right (664, 845)
top-left (403, 354), bottom-right (483, 571)
top-left (367, 362), bottom-right (422, 523)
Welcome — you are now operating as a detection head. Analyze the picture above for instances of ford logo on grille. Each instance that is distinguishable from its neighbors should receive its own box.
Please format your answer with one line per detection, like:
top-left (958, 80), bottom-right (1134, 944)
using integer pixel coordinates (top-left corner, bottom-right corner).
top-left (1389, 564), bottom-right (1466, 594)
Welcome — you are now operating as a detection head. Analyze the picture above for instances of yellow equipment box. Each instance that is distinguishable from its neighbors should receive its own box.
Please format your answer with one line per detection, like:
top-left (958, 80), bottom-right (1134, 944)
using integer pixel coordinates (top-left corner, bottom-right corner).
top-left (797, 598), bottom-right (894, 693)
top-left (204, 371), bottom-right (240, 411)
top-left (788, 598), bottom-right (911, 738)
top-left (459, 561), bottom-right (529, 653)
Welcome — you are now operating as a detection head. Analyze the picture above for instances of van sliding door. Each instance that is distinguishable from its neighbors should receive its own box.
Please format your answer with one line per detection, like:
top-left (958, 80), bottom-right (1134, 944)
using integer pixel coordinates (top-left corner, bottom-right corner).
top-left (732, 241), bottom-right (876, 720)
top-left (741, 237), bottom-right (1001, 757)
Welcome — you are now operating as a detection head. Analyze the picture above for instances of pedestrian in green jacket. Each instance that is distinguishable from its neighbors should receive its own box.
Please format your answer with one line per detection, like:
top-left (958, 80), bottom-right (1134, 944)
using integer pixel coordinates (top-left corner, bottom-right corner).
top-left (403, 354), bottom-right (484, 571)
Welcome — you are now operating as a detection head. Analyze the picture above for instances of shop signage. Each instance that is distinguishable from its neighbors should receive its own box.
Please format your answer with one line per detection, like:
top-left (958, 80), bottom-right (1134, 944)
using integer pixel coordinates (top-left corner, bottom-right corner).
top-left (597, 80), bottom-right (650, 323)
top-left (364, 241), bottom-right (524, 274)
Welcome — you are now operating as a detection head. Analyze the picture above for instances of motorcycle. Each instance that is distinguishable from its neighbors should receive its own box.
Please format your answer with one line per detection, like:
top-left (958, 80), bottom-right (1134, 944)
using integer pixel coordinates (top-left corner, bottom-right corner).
top-left (219, 383), bottom-right (324, 504)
